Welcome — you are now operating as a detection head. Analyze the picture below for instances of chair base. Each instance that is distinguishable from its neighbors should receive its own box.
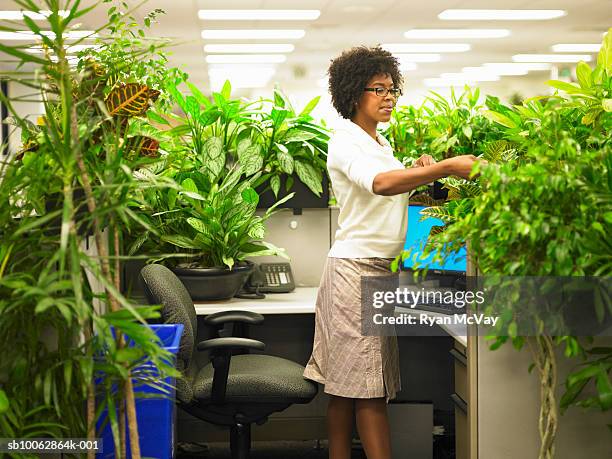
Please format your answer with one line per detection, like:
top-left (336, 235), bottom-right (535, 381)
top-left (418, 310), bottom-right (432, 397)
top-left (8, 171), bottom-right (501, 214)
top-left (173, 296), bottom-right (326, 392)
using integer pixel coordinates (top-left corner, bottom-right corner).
top-left (230, 422), bottom-right (251, 459)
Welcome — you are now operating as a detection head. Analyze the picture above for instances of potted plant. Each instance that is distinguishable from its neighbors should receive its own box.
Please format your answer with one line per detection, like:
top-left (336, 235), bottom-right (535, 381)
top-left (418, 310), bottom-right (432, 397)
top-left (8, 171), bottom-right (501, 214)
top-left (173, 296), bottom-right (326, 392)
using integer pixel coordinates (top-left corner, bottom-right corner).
top-left (126, 81), bottom-right (293, 300)
top-left (393, 29), bottom-right (612, 459)
top-left (250, 88), bottom-right (331, 209)
top-left (0, 3), bottom-right (183, 458)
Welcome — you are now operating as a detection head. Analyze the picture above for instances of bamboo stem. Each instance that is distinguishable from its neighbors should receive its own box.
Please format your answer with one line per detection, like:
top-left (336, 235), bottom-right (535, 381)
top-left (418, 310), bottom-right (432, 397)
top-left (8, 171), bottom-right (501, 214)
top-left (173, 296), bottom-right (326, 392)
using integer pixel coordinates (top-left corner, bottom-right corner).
top-left (72, 104), bottom-right (140, 457)
top-left (125, 376), bottom-right (142, 458)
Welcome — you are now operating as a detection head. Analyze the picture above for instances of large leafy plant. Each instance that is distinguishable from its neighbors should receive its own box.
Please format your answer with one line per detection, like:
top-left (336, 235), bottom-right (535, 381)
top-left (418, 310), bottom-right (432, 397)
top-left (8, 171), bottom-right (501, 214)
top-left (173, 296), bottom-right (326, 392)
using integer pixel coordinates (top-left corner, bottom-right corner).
top-left (0, 2), bottom-right (182, 458)
top-left (394, 29), bottom-right (612, 459)
top-left (252, 88), bottom-right (329, 198)
top-left (385, 86), bottom-right (502, 166)
top-left (129, 162), bottom-right (292, 270)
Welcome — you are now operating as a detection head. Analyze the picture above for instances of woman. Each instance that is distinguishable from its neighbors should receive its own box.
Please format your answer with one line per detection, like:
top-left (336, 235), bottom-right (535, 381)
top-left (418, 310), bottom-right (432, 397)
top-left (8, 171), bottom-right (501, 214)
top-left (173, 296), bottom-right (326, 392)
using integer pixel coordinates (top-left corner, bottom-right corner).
top-left (303, 46), bottom-right (479, 459)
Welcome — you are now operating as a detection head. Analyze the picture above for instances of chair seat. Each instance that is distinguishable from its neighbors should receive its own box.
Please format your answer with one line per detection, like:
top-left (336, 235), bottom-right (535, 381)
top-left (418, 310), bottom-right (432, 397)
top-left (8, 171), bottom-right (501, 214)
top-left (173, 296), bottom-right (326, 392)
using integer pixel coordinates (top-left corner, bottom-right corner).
top-left (193, 354), bottom-right (317, 404)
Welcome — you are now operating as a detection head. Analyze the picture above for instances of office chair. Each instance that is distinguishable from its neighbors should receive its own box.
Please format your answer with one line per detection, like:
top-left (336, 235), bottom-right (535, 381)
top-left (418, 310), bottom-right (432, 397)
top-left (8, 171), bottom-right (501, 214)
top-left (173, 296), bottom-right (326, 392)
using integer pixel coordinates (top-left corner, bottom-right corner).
top-left (139, 264), bottom-right (318, 459)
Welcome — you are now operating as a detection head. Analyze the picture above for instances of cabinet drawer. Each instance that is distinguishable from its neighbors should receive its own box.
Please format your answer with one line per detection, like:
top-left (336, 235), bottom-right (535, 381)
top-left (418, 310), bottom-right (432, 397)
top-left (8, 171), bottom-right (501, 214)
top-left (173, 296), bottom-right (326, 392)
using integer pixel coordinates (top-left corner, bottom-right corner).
top-left (451, 348), bottom-right (468, 403)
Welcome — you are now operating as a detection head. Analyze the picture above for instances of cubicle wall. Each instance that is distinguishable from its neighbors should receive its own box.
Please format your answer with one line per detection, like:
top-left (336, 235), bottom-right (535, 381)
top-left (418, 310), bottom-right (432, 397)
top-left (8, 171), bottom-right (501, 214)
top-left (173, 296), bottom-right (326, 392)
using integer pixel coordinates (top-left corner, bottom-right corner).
top-left (477, 336), bottom-right (612, 459)
top-left (179, 207), bottom-right (453, 450)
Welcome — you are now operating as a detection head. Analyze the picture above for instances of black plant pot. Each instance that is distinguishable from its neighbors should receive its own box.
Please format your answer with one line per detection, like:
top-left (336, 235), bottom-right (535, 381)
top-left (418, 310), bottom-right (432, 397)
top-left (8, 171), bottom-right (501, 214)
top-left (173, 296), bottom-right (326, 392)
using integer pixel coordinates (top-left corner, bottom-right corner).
top-left (256, 173), bottom-right (329, 210)
top-left (171, 261), bottom-right (254, 301)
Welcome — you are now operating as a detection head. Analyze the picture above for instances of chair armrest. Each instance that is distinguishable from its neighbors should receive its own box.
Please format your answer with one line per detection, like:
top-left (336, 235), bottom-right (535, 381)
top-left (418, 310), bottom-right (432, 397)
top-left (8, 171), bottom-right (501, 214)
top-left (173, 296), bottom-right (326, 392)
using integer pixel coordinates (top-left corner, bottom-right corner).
top-left (196, 337), bottom-right (265, 403)
top-left (203, 310), bottom-right (264, 327)
top-left (196, 337), bottom-right (265, 352)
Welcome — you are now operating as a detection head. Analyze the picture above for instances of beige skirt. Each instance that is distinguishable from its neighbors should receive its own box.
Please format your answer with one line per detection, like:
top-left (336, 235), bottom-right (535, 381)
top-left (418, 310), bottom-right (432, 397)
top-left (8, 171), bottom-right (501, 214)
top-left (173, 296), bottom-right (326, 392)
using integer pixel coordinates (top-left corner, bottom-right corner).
top-left (303, 257), bottom-right (401, 403)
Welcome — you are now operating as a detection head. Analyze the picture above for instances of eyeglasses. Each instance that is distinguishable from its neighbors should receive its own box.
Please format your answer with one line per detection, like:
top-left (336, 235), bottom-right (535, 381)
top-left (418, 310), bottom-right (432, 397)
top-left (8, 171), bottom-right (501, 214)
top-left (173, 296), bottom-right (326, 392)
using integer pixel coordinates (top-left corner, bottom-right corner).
top-left (363, 87), bottom-right (403, 98)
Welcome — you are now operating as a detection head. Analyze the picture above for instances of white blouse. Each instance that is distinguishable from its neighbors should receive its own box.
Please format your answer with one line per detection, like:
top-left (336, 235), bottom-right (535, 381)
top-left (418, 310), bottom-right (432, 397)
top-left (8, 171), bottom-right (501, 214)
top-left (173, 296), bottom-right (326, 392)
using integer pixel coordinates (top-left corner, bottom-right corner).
top-left (327, 118), bottom-right (409, 258)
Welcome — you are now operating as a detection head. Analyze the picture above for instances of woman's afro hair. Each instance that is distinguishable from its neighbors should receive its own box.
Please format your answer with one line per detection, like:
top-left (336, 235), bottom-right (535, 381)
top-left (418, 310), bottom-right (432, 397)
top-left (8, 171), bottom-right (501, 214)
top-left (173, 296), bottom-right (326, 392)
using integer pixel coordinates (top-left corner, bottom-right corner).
top-left (328, 45), bottom-right (403, 119)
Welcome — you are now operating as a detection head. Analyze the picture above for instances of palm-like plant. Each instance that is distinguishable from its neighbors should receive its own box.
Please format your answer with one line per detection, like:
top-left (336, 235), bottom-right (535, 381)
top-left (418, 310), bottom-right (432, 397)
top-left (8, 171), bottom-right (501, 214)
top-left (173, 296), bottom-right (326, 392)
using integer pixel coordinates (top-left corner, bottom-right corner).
top-left (0, 2), bottom-right (182, 458)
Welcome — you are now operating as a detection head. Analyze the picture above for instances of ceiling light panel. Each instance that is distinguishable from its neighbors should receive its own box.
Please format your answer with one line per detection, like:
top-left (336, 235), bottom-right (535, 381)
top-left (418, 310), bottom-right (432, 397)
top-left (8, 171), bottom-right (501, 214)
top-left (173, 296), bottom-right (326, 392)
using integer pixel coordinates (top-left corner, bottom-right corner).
top-left (513, 54), bottom-right (592, 63)
top-left (206, 54), bottom-right (287, 64)
top-left (0, 30), bottom-right (96, 40)
top-left (0, 10), bottom-right (69, 20)
top-left (204, 44), bottom-right (294, 53)
top-left (551, 44), bottom-right (601, 53)
top-left (383, 43), bottom-right (470, 53)
top-left (483, 63), bottom-right (552, 71)
top-left (462, 66), bottom-right (527, 76)
top-left (198, 10), bottom-right (320, 20)
top-left (399, 62), bottom-right (417, 71)
top-left (440, 73), bottom-right (500, 82)
top-left (438, 9), bottom-right (566, 20)
top-left (202, 30), bottom-right (305, 40)
top-left (404, 29), bottom-right (510, 39)
top-left (394, 53), bottom-right (441, 63)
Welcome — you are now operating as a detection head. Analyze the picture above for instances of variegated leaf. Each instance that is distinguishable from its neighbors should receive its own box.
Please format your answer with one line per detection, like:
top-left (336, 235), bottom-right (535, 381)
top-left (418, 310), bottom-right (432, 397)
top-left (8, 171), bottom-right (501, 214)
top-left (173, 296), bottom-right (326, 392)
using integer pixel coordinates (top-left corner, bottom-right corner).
top-left (105, 83), bottom-right (161, 117)
top-left (420, 206), bottom-right (455, 223)
top-left (203, 136), bottom-right (225, 181)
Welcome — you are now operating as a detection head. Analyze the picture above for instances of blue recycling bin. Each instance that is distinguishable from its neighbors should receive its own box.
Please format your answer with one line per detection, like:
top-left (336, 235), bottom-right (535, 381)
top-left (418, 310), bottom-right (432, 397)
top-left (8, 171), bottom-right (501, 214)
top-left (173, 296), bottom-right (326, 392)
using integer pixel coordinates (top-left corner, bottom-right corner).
top-left (96, 323), bottom-right (184, 459)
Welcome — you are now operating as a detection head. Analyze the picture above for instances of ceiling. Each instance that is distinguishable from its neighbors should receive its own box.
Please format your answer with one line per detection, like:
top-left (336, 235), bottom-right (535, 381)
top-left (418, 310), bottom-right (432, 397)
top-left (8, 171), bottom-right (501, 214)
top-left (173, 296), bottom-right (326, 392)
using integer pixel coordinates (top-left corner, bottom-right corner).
top-left (1, 0), bottom-right (610, 106)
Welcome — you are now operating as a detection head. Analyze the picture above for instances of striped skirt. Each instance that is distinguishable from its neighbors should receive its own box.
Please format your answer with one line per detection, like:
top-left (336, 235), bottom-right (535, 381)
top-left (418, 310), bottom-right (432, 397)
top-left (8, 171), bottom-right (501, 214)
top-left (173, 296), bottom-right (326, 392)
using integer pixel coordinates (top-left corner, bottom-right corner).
top-left (303, 257), bottom-right (401, 402)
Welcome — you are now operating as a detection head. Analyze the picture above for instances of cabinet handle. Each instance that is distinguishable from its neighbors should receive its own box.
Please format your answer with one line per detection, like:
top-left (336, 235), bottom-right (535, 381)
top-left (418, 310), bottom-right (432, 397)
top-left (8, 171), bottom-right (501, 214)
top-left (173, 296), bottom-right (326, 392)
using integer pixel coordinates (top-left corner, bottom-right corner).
top-left (450, 348), bottom-right (467, 366)
top-left (451, 393), bottom-right (467, 413)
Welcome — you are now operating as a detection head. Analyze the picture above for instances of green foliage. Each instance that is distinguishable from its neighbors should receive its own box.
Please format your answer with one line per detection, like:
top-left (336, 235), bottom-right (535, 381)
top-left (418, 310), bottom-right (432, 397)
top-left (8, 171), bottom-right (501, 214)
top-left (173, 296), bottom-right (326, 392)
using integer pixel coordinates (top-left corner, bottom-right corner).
top-left (385, 86), bottom-right (504, 165)
top-left (0, 0), bottom-right (181, 448)
top-left (255, 88), bottom-right (329, 197)
top-left (128, 160), bottom-right (292, 270)
top-left (394, 30), bottom-right (612, 419)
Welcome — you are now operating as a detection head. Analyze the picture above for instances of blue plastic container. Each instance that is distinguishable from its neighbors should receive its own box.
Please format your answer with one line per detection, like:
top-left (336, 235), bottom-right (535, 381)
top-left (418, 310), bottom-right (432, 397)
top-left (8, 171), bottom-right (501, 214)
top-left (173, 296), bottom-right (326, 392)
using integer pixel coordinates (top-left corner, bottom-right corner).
top-left (96, 324), bottom-right (184, 459)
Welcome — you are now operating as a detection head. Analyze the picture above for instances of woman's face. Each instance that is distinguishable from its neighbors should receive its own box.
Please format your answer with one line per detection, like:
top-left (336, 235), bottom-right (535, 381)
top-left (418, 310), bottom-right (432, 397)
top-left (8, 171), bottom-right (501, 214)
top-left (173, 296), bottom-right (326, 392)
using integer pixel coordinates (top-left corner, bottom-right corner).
top-left (353, 73), bottom-right (398, 123)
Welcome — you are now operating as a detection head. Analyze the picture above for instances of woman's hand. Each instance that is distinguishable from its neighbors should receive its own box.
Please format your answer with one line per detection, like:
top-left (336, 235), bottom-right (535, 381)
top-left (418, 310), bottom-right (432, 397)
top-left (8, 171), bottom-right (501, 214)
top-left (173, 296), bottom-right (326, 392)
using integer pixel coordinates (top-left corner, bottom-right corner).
top-left (440, 155), bottom-right (486, 180)
top-left (412, 154), bottom-right (436, 167)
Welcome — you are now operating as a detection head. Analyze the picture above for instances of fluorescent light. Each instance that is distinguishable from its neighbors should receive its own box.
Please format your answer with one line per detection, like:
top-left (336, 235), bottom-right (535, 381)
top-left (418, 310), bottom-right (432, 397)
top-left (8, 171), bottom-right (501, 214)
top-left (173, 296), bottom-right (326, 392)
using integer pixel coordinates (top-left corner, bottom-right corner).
top-left (399, 62), bottom-right (417, 71)
top-left (204, 44), bottom-right (294, 53)
top-left (439, 9), bottom-right (566, 21)
top-left (27, 44), bottom-right (101, 54)
top-left (208, 64), bottom-right (276, 89)
top-left (394, 53), bottom-right (441, 63)
top-left (209, 77), bottom-right (270, 89)
top-left (483, 62), bottom-right (552, 72)
top-left (0, 30), bottom-right (97, 40)
top-left (208, 65), bottom-right (277, 77)
top-left (0, 10), bottom-right (69, 20)
top-left (551, 43), bottom-right (601, 53)
top-left (206, 54), bottom-right (286, 64)
top-left (202, 29), bottom-right (305, 40)
top-left (424, 78), bottom-right (469, 87)
top-left (440, 73), bottom-right (500, 82)
top-left (462, 66), bottom-right (527, 76)
top-left (513, 54), bottom-right (592, 63)
top-left (404, 29), bottom-right (510, 39)
top-left (383, 43), bottom-right (470, 53)
top-left (198, 10), bottom-right (320, 20)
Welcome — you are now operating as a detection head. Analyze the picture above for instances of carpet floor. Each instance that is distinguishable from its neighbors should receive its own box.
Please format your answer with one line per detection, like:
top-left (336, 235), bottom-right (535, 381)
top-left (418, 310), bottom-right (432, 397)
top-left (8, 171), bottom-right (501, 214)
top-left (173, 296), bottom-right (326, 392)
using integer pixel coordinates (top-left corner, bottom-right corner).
top-left (177, 440), bottom-right (366, 458)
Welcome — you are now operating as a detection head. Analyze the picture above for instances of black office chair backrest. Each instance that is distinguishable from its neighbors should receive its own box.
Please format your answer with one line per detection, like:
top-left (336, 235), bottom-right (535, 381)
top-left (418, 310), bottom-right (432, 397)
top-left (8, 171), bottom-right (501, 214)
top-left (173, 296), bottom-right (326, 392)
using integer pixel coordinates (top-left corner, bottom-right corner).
top-left (140, 264), bottom-right (197, 372)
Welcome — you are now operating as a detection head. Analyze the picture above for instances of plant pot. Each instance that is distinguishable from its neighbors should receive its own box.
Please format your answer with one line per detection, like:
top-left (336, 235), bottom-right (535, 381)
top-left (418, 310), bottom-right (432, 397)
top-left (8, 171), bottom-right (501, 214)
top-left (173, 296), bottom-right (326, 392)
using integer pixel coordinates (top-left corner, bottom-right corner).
top-left (171, 260), bottom-right (254, 301)
top-left (256, 173), bottom-right (330, 210)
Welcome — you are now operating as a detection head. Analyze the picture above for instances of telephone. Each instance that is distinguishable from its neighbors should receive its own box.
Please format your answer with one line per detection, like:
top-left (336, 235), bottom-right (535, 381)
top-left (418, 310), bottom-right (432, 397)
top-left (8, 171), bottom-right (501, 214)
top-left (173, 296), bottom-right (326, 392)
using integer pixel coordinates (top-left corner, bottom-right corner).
top-left (235, 262), bottom-right (295, 299)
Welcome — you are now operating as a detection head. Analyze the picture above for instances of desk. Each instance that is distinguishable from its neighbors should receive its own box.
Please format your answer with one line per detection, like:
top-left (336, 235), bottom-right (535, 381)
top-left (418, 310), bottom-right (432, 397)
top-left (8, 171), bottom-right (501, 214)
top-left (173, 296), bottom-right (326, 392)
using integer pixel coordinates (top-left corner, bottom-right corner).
top-left (191, 287), bottom-right (466, 455)
top-left (195, 288), bottom-right (468, 347)
top-left (194, 287), bottom-right (318, 315)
